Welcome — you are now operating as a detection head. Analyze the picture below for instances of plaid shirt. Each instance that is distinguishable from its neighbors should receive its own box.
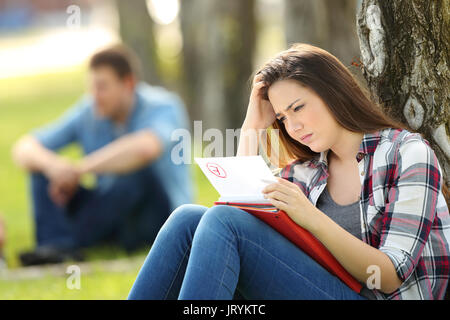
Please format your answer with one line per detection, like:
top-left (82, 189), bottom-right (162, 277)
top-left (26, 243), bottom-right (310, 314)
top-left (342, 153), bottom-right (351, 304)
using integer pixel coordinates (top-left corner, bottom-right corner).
top-left (276, 128), bottom-right (450, 300)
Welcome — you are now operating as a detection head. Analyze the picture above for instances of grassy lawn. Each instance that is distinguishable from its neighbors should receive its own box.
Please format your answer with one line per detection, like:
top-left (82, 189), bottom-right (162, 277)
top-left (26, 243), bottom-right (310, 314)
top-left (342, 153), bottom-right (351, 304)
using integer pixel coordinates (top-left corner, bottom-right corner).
top-left (0, 267), bottom-right (140, 300)
top-left (0, 67), bottom-right (219, 299)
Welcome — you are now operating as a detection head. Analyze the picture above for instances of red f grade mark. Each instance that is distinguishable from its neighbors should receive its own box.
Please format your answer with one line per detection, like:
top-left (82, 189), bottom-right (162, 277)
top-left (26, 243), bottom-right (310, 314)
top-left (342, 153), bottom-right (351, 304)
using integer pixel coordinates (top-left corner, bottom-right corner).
top-left (206, 162), bottom-right (227, 178)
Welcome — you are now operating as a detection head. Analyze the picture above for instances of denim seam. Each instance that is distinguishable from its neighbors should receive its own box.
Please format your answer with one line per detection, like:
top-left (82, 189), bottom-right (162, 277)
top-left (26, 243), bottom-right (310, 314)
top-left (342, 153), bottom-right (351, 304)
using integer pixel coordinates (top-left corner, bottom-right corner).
top-left (202, 212), bottom-right (241, 298)
top-left (240, 238), bottom-right (262, 289)
top-left (164, 243), bottom-right (191, 300)
top-left (226, 263), bottom-right (238, 278)
top-left (215, 242), bottom-right (234, 299)
top-left (236, 235), bottom-right (337, 300)
top-left (212, 212), bottom-right (239, 241)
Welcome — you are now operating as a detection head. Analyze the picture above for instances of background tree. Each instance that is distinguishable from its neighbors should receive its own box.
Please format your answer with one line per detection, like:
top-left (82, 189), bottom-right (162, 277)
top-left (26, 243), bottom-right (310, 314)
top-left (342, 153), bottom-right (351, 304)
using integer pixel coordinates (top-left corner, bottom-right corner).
top-left (179, 0), bottom-right (256, 132)
top-left (116, 0), bottom-right (161, 86)
top-left (356, 0), bottom-right (449, 196)
top-left (179, 0), bottom-right (204, 123)
top-left (284, 0), bottom-right (362, 78)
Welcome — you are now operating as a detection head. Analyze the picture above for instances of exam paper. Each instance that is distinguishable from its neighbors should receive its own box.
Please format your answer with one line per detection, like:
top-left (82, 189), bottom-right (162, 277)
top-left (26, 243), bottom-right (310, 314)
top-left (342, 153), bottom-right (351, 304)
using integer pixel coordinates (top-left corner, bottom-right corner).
top-left (194, 155), bottom-right (278, 203)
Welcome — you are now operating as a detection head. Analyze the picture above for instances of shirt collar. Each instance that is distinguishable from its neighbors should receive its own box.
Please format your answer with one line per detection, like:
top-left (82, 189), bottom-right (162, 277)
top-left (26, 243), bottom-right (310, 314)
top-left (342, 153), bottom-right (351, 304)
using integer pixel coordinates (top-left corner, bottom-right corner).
top-left (357, 130), bottom-right (382, 156)
top-left (313, 130), bottom-right (382, 168)
top-left (110, 91), bottom-right (141, 137)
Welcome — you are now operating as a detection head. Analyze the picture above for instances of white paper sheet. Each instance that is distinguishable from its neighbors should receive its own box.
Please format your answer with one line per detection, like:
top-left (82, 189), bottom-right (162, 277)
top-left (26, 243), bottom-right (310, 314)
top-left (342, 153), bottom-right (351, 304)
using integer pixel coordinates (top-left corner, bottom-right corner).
top-left (194, 155), bottom-right (278, 203)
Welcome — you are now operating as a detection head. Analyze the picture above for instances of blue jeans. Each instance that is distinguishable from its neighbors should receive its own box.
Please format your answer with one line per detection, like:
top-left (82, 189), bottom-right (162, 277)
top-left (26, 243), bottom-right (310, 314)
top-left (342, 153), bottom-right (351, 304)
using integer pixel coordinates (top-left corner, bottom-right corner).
top-left (127, 204), bottom-right (368, 300)
top-left (30, 167), bottom-right (171, 252)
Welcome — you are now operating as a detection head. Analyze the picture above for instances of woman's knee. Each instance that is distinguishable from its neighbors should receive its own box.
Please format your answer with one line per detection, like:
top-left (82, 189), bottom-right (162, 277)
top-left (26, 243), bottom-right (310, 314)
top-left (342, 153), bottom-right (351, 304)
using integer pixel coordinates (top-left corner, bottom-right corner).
top-left (163, 204), bottom-right (209, 234)
top-left (199, 205), bottom-right (254, 233)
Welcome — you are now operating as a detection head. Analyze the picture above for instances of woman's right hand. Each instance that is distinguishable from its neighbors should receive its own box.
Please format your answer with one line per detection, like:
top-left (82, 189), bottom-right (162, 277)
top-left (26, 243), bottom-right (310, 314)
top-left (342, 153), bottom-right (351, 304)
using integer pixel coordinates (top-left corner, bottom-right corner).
top-left (243, 73), bottom-right (276, 130)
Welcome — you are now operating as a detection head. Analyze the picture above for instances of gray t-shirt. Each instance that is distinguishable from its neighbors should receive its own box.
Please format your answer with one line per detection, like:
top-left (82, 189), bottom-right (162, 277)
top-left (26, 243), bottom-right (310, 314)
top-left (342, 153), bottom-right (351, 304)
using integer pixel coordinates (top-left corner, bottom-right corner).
top-left (316, 186), bottom-right (362, 240)
top-left (316, 186), bottom-right (378, 300)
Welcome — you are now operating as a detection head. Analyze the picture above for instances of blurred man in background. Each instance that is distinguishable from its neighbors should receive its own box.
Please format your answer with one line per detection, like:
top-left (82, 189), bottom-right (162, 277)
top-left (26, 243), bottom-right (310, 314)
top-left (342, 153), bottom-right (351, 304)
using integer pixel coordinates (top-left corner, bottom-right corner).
top-left (12, 44), bottom-right (193, 266)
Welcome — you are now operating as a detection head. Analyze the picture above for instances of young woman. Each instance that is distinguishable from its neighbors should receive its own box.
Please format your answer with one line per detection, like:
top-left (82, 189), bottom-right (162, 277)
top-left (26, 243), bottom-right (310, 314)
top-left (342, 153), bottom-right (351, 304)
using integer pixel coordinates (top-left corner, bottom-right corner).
top-left (128, 44), bottom-right (450, 300)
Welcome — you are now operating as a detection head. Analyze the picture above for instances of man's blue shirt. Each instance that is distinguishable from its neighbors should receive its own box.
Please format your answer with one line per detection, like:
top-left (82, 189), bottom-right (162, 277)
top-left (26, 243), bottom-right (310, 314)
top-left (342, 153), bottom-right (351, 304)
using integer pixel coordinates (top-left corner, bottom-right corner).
top-left (32, 82), bottom-right (194, 211)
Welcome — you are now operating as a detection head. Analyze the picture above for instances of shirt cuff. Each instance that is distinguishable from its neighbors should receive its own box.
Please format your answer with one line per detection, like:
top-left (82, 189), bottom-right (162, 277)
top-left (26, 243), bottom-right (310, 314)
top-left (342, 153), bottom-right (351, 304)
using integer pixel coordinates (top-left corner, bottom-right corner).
top-left (379, 245), bottom-right (415, 283)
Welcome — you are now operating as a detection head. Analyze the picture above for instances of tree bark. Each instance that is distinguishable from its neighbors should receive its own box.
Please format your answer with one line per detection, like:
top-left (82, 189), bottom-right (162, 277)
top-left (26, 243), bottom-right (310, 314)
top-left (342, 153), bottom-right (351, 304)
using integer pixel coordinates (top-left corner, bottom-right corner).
top-left (356, 0), bottom-right (450, 189)
top-left (222, 0), bottom-right (257, 129)
top-left (116, 0), bottom-right (161, 86)
top-left (284, 0), bottom-right (329, 49)
top-left (180, 0), bottom-right (256, 131)
top-left (179, 0), bottom-right (205, 122)
top-left (284, 0), bottom-right (361, 72)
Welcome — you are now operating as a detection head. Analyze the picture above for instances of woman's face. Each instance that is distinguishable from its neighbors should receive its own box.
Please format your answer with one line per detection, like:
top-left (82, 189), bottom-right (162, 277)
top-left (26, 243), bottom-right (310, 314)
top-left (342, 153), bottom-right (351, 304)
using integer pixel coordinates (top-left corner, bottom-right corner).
top-left (267, 79), bottom-right (343, 153)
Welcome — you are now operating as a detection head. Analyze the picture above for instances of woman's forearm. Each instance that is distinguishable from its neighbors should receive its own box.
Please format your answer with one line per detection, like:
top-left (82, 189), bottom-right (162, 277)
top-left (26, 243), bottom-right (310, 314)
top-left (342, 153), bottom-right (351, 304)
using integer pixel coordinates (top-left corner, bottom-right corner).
top-left (78, 130), bottom-right (163, 175)
top-left (236, 122), bottom-right (264, 157)
top-left (305, 207), bottom-right (403, 294)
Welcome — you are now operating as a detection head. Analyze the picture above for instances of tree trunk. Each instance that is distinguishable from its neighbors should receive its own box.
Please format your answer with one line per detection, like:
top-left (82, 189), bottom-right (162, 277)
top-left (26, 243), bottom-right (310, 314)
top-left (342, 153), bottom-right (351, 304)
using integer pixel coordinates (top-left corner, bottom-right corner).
top-left (356, 0), bottom-right (450, 189)
top-left (284, 0), bottom-right (329, 49)
top-left (284, 0), bottom-right (361, 73)
top-left (179, 0), bottom-right (205, 123)
top-left (222, 0), bottom-right (257, 129)
top-left (116, 0), bottom-right (161, 86)
top-left (180, 0), bottom-right (256, 131)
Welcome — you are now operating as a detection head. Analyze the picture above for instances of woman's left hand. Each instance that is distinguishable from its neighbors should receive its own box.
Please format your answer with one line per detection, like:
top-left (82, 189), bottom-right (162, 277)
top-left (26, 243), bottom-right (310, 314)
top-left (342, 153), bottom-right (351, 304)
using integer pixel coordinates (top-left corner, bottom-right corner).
top-left (262, 177), bottom-right (319, 230)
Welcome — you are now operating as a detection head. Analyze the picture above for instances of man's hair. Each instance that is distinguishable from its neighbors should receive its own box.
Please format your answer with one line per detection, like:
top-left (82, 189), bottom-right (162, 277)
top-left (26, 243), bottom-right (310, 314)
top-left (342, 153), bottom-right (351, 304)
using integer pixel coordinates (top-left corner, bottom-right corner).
top-left (89, 44), bottom-right (141, 80)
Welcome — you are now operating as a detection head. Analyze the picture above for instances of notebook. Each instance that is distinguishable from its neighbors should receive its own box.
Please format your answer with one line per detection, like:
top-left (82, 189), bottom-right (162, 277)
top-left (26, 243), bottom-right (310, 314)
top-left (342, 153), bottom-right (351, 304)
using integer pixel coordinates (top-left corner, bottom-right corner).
top-left (194, 155), bottom-right (363, 293)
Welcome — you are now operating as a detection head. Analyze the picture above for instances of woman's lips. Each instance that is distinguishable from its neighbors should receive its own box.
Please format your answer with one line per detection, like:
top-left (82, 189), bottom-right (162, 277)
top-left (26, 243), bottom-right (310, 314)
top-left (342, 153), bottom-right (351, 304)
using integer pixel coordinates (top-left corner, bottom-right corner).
top-left (300, 133), bottom-right (313, 143)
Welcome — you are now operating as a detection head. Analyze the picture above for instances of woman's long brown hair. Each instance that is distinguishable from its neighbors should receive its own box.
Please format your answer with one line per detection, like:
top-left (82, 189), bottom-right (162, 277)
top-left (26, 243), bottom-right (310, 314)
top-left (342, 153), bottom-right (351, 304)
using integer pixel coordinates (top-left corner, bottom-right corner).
top-left (256, 43), bottom-right (449, 202)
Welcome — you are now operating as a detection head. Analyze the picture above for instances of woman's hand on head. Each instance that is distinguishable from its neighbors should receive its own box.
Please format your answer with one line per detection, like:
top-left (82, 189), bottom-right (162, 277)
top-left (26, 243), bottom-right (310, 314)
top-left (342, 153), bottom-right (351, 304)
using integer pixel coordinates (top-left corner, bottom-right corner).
top-left (243, 73), bottom-right (276, 130)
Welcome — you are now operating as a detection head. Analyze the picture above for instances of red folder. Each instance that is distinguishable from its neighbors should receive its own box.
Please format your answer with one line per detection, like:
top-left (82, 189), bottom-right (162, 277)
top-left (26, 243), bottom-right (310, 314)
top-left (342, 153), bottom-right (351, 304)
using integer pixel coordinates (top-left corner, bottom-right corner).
top-left (214, 201), bottom-right (363, 294)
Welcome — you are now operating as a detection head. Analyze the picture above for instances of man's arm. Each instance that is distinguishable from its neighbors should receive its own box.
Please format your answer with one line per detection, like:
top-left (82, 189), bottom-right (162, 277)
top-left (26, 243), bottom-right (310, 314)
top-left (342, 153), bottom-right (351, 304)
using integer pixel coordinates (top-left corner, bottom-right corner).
top-left (78, 130), bottom-right (163, 175)
top-left (12, 135), bottom-right (66, 175)
top-left (12, 135), bottom-right (81, 206)
top-left (12, 97), bottom-right (87, 174)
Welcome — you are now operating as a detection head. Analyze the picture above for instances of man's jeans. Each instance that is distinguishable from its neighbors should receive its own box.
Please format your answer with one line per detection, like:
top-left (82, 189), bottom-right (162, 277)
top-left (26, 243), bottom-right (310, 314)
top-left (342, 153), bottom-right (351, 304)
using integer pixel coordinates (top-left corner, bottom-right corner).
top-left (127, 204), bottom-right (368, 300)
top-left (30, 167), bottom-right (171, 252)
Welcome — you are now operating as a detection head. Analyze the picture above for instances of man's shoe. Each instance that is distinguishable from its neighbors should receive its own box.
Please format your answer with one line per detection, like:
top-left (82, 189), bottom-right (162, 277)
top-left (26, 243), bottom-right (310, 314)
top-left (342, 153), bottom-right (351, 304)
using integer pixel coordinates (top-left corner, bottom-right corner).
top-left (19, 247), bottom-right (84, 266)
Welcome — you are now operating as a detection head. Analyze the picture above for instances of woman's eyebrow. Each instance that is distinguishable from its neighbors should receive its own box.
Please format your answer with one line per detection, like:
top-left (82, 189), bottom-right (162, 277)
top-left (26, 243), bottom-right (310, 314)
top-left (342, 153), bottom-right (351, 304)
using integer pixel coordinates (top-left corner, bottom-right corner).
top-left (275, 98), bottom-right (301, 117)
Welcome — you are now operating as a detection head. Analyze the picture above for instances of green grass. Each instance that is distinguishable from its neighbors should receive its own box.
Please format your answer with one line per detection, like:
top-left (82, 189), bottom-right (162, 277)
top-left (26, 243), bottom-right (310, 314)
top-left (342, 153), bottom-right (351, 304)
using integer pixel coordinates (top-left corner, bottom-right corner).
top-left (0, 67), bottom-right (219, 299)
top-left (0, 268), bottom-right (140, 300)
